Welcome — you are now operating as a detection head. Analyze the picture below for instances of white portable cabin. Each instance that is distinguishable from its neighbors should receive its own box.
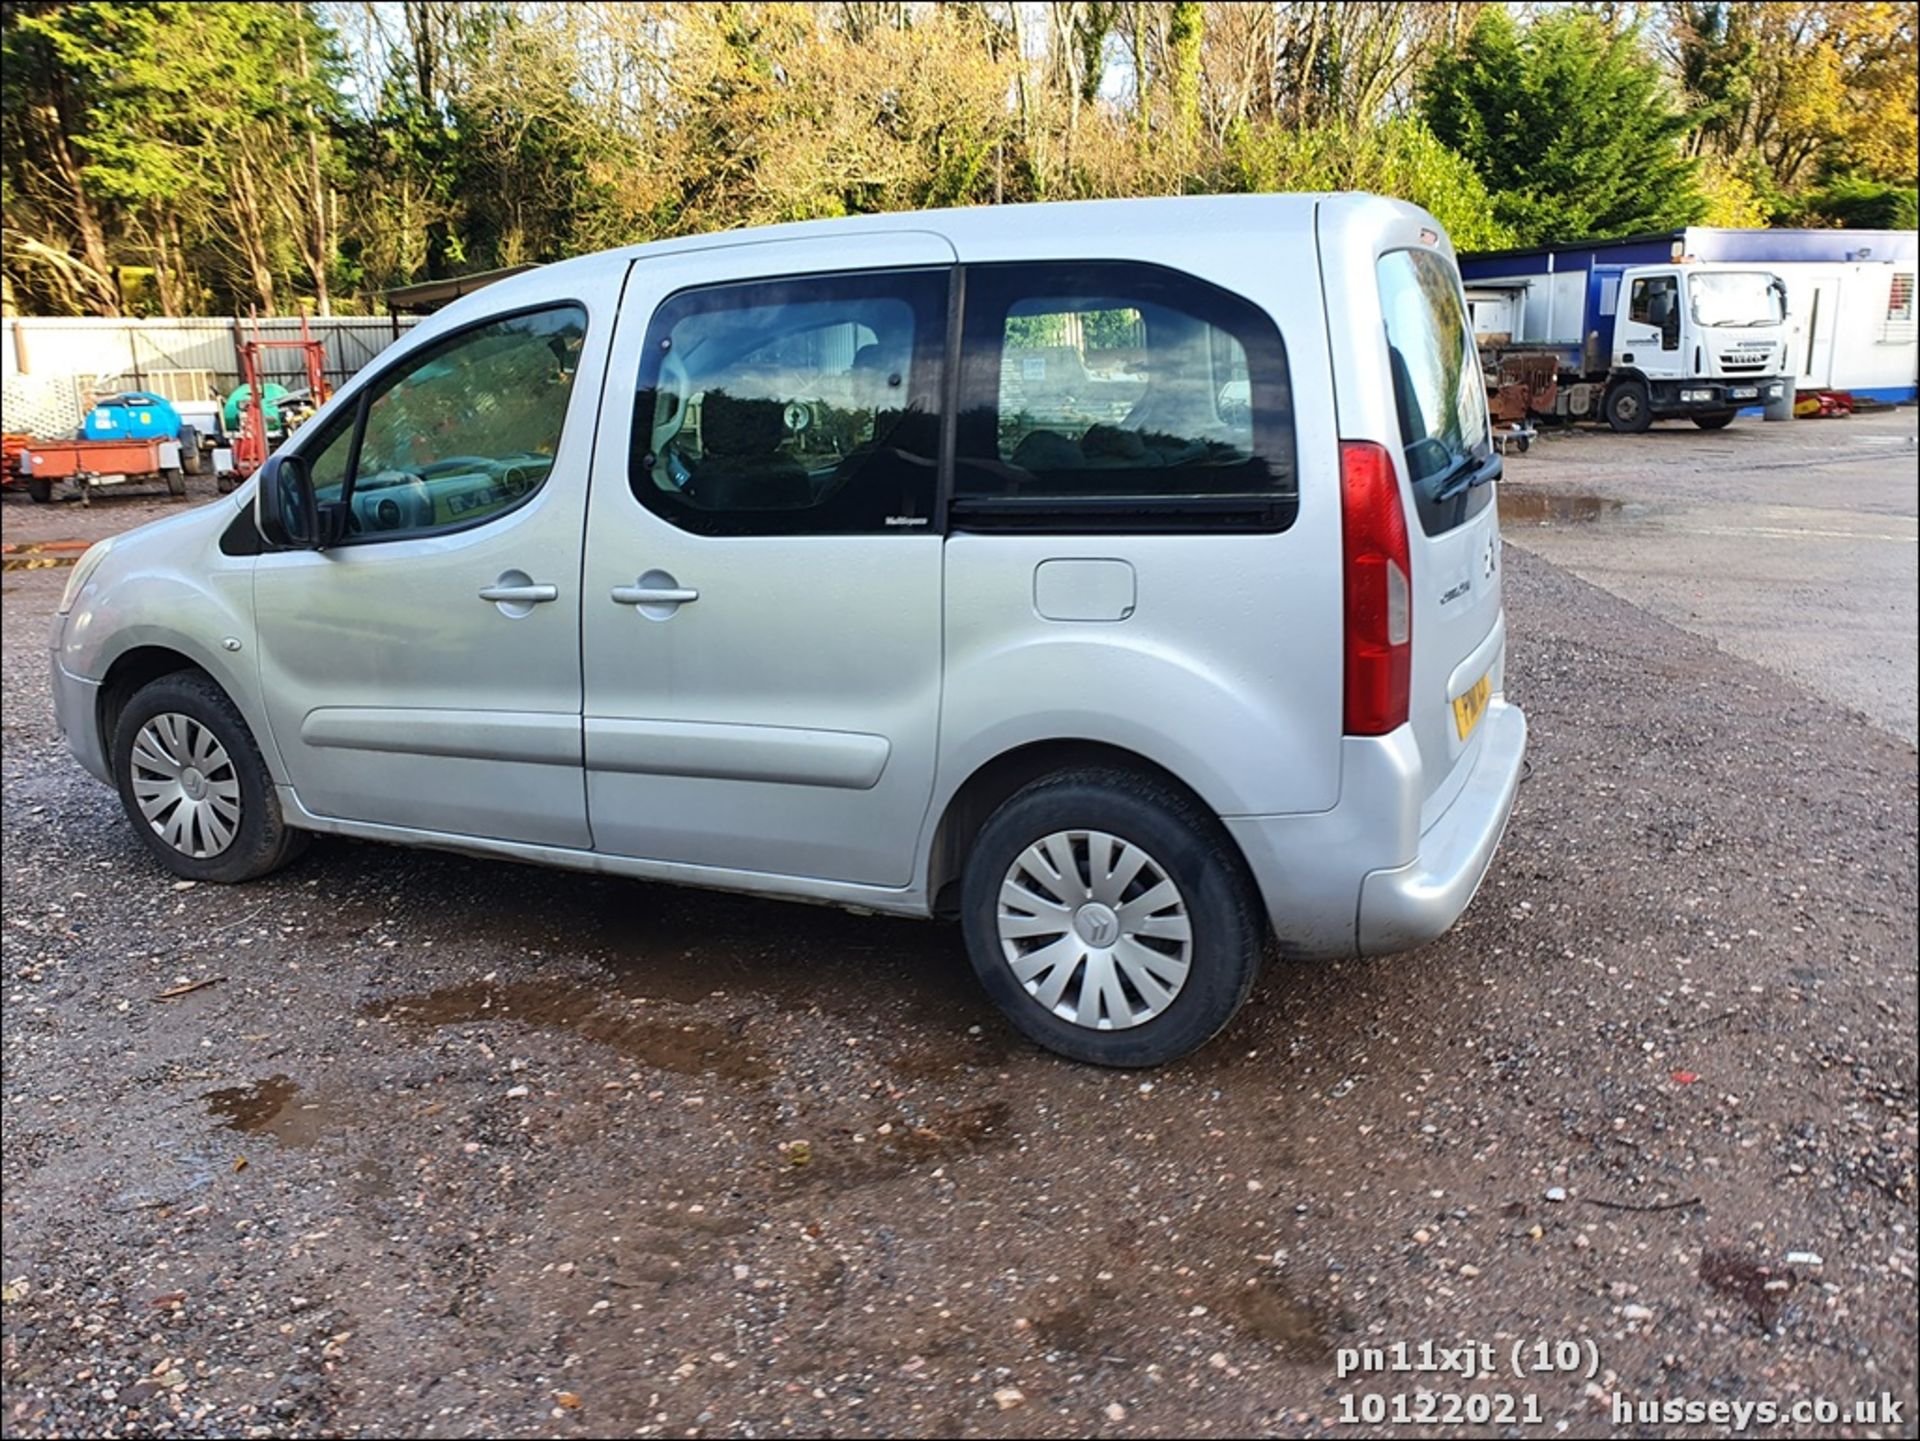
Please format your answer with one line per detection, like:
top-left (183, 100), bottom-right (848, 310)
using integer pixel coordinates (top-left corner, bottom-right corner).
top-left (1767, 261), bottom-right (1915, 393)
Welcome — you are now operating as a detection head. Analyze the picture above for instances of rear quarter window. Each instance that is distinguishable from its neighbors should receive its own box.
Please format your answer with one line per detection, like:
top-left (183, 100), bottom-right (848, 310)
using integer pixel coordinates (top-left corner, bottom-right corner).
top-left (953, 261), bottom-right (1295, 533)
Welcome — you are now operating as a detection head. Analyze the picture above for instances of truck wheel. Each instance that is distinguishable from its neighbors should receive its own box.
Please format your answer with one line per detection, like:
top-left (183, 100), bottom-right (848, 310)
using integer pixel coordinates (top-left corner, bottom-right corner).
top-left (1604, 381), bottom-right (1653, 434)
top-left (27, 477), bottom-right (54, 504)
top-left (178, 426), bottom-right (204, 475)
top-left (163, 468), bottom-right (187, 498)
top-left (1691, 410), bottom-right (1736, 430)
top-left (959, 767), bottom-right (1265, 1066)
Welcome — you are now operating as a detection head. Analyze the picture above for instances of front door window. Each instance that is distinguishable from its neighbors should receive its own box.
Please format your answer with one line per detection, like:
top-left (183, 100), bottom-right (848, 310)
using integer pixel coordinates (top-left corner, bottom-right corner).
top-left (302, 306), bottom-right (587, 540)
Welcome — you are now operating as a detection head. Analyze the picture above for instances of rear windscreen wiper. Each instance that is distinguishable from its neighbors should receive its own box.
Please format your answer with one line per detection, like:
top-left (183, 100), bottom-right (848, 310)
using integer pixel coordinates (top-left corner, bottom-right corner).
top-left (1434, 449), bottom-right (1501, 503)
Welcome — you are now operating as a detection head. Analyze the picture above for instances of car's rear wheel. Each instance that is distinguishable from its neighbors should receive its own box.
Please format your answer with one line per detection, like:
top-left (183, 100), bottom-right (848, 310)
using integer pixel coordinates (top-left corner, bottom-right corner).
top-left (959, 768), bottom-right (1264, 1066)
top-left (1691, 410), bottom-right (1736, 430)
top-left (111, 671), bottom-right (306, 883)
top-left (1604, 380), bottom-right (1653, 433)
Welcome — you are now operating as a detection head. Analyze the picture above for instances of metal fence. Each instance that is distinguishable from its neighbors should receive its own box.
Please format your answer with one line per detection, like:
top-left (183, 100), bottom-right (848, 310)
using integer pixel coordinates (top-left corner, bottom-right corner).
top-left (2, 314), bottom-right (421, 401)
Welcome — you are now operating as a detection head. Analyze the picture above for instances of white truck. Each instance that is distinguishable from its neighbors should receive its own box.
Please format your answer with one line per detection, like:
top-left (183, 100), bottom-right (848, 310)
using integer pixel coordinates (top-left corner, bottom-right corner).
top-left (1467, 260), bottom-right (1792, 432)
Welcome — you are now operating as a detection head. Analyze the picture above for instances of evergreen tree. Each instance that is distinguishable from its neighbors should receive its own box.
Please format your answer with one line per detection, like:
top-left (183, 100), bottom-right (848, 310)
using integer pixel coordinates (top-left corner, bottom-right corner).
top-left (1420, 7), bottom-right (1705, 243)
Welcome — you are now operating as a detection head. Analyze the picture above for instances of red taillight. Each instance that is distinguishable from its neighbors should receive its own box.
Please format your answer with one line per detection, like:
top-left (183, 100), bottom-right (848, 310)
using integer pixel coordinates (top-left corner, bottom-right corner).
top-left (1340, 440), bottom-right (1412, 735)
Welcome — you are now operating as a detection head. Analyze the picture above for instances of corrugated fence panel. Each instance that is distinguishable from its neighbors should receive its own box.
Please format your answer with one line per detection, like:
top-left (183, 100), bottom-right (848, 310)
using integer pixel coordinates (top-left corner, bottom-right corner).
top-left (2, 316), bottom-right (423, 400)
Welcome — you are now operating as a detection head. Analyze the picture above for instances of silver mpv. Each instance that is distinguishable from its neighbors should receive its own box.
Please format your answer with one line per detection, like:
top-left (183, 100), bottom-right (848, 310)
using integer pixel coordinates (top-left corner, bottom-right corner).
top-left (51, 194), bottom-right (1526, 1066)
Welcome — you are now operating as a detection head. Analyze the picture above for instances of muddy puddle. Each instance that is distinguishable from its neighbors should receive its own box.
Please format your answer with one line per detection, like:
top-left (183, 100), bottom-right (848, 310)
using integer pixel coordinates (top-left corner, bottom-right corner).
top-left (1222, 1286), bottom-right (1333, 1357)
top-left (1499, 488), bottom-right (1624, 524)
top-left (333, 853), bottom-right (993, 1040)
top-left (1700, 1247), bottom-right (1794, 1329)
top-left (368, 979), bottom-right (772, 1082)
top-left (202, 1074), bottom-right (343, 1147)
top-left (782, 1099), bottom-right (1016, 1190)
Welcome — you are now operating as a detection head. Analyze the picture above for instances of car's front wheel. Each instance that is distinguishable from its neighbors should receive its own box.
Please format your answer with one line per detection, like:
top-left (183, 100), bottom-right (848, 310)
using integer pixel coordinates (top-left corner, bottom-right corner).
top-left (959, 768), bottom-right (1264, 1066)
top-left (111, 671), bottom-right (307, 883)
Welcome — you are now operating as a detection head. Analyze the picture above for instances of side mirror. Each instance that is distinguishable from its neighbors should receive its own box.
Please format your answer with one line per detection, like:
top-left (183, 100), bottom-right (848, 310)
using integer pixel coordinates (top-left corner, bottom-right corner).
top-left (256, 452), bottom-right (316, 548)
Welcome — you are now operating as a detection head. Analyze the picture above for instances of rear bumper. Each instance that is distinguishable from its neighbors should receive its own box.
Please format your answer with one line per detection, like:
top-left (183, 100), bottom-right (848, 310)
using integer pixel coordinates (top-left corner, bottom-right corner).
top-left (1223, 698), bottom-right (1526, 959)
top-left (1356, 698), bottom-right (1525, 953)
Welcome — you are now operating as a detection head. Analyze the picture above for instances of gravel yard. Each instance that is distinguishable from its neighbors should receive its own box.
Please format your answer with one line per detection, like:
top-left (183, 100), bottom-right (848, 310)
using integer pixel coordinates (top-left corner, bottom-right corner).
top-left (3, 430), bottom-right (1916, 1437)
top-left (1499, 408), bottom-right (1919, 744)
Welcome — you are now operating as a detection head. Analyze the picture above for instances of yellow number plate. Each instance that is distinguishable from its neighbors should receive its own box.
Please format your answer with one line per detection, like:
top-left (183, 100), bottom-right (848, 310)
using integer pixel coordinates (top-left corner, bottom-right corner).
top-left (1451, 673), bottom-right (1492, 741)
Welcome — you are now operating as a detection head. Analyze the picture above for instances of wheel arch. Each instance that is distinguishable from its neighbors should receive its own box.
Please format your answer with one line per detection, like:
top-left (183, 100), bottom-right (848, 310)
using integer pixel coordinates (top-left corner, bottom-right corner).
top-left (95, 643), bottom-right (282, 785)
top-left (98, 647), bottom-right (215, 770)
top-left (922, 738), bottom-right (1258, 920)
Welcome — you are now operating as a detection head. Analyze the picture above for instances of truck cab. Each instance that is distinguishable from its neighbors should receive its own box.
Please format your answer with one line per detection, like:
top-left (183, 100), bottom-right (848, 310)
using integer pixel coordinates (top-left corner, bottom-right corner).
top-left (1603, 263), bottom-right (1790, 431)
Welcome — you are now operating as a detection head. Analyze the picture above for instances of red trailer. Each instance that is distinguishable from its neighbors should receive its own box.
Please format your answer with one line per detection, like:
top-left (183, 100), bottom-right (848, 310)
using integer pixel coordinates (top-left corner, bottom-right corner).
top-left (17, 436), bottom-right (186, 504)
top-left (1, 433), bottom-right (31, 494)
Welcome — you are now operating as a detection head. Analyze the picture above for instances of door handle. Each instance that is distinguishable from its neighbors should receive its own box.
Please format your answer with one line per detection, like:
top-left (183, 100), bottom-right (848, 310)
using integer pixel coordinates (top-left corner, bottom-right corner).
top-left (611, 585), bottom-right (698, 606)
top-left (478, 582), bottom-right (558, 604)
top-left (479, 570), bottom-right (558, 619)
top-left (611, 569), bottom-right (698, 620)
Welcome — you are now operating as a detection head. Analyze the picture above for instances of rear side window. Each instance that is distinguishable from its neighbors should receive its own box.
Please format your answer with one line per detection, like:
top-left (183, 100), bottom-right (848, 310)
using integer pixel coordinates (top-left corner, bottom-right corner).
top-left (1377, 248), bottom-right (1493, 535)
top-left (630, 269), bottom-right (947, 536)
top-left (953, 261), bottom-right (1295, 532)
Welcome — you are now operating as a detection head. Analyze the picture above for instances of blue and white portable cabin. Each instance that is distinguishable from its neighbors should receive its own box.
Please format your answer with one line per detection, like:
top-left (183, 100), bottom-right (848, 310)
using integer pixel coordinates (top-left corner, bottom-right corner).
top-left (1460, 227), bottom-right (1918, 402)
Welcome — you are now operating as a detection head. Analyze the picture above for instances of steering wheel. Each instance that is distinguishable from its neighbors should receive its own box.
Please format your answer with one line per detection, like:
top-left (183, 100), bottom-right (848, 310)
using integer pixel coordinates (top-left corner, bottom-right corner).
top-left (356, 470), bottom-right (433, 531)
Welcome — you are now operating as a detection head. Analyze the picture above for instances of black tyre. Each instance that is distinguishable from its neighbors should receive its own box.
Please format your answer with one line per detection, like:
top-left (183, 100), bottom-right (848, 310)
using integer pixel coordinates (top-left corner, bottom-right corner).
top-left (111, 671), bottom-right (307, 884)
top-left (162, 468), bottom-right (187, 498)
top-left (959, 767), bottom-right (1264, 1066)
top-left (1604, 380), bottom-right (1653, 433)
top-left (1691, 410), bottom-right (1736, 430)
top-left (27, 477), bottom-right (54, 503)
top-left (178, 426), bottom-right (204, 475)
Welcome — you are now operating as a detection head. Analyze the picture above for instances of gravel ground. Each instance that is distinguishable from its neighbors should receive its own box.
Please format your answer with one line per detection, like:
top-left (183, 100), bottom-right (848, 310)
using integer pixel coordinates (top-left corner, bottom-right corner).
top-left (2, 468), bottom-right (1916, 1438)
top-left (1497, 407), bottom-right (1919, 743)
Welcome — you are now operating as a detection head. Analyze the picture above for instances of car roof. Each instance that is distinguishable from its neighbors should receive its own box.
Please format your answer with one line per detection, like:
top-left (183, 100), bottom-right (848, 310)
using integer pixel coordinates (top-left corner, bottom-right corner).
top-left (418, 192), bottom-right (1441, 337)
top-left (566, 191), bottom-right (1427, 275)
top-left (618, 193), bottom-right (1330, 261)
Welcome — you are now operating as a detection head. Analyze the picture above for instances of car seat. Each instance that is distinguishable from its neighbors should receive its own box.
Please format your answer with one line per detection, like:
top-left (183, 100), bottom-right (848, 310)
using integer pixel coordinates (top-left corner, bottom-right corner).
top-left (688, 390), bottom-right (810, 510)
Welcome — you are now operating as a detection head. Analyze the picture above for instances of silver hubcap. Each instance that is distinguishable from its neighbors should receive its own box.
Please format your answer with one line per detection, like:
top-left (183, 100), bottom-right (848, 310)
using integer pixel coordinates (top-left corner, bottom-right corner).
top-left (997, 830), bottom-right (1192, 1031)
top-left (130, 713), bottom-right (241, 858)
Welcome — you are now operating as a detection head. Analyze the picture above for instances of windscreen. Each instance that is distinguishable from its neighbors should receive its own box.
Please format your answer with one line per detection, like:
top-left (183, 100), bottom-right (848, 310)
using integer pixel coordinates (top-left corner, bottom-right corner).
top-left (1688, 271), bottom-right (1785, 327)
